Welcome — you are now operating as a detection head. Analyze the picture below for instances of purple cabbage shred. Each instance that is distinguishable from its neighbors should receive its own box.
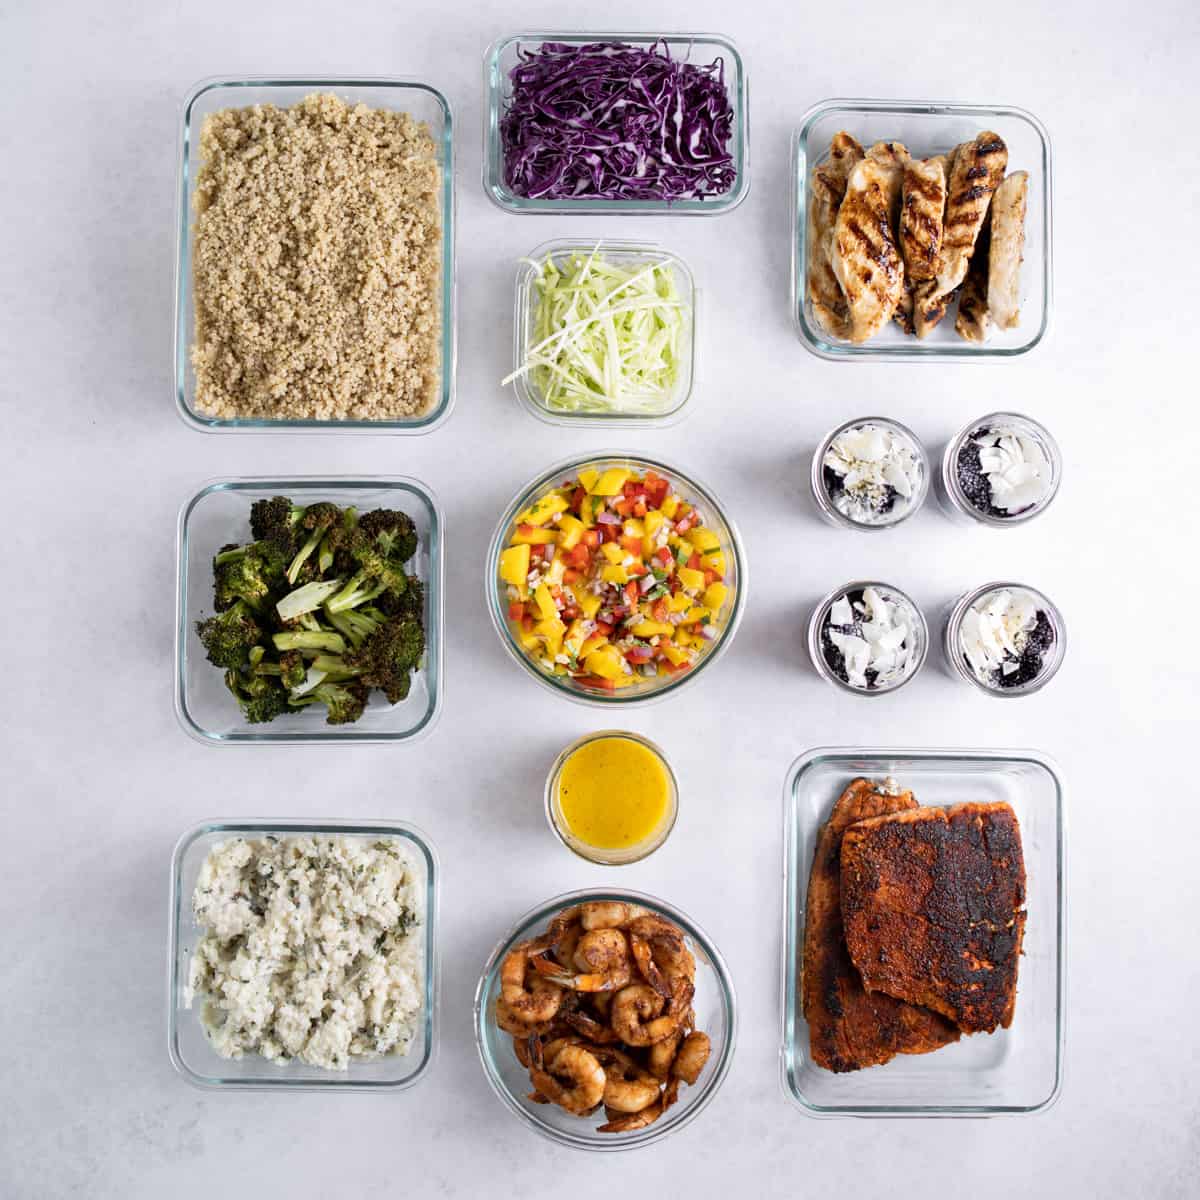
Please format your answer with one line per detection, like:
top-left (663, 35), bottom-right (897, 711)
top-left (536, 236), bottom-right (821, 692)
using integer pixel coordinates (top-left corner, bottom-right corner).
top-left (501, 41), bottom-right (737, 202)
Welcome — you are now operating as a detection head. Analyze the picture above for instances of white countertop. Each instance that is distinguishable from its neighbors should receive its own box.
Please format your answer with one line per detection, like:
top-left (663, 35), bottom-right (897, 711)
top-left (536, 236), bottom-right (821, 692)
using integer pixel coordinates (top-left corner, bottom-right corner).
top-left (3, 0), bottom-right (1198, 1195)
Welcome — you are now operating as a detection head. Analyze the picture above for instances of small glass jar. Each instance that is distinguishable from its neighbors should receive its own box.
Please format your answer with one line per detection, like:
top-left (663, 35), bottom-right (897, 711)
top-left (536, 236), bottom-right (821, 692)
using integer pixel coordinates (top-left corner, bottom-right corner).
top-left (943, 582), bottom-right (1066, 696)
top-left (939, 412), bottom-right (1062, 527)
top-left (810, 417), bottom-right (930, 531)
top-left (807, 580), bottom-right (929, 696)
top-left (545, 731), bottom-right (679, 866)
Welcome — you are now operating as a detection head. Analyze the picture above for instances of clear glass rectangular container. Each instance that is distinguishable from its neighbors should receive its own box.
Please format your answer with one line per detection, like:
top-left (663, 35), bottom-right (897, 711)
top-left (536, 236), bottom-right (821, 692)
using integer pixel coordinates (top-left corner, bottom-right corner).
top-left (174, 77), bottom-right (456, 433)
top-left (791, 100), bottom-right (1052, 361)
top-left (175, 476), bottom-right (443, 745)
top-left (510, 240), bottom-right (697, 427)
top-left (781, 748), bottom-right (1066, 1117)
top-left (168, 818), bottom-right (438, 1090)
top-left (483, 33), bottom-right (749, 215)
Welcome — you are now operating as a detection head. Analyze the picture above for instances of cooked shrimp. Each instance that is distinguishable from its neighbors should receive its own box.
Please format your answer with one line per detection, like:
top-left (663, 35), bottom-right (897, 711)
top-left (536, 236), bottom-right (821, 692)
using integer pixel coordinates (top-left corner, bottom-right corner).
top-left (627, 915), bottom-right (695, 1000)
top-left (495, 995), bottom-right (559, 1037)
top-left (647, 1030), bottom-right (681, 1081)
top-left (500, 941), bottom-right (565, 1023)
top-left (672, 1031), bottom-right (711, 1085)
top-left (596, 1051), bottom-right (662, 1114)
top-left (580, 900), bottom-right (649, 931)
top-left (531, 928), bottom-right (633, 992)
top-left (563, 1010), bottom-right (622, 1045)
top-left (528, 1043), bottom-right (606, 1116)
top-left (595, 1081), bottom-right (677, 1134)
top-left (610, 982), bottom-right (694, 1047)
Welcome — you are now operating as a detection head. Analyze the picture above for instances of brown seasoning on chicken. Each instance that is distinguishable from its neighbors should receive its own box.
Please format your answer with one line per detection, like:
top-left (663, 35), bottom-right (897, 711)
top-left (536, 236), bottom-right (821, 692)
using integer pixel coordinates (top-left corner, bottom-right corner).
top-left (807, 132), bottom-right (865, 339)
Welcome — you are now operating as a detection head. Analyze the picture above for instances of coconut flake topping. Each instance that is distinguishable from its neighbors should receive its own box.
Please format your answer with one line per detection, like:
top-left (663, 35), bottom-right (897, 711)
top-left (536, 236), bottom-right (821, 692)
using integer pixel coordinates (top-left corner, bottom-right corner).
top-left (823, 586), bottom-right (919, 690)
top-left (959, 588), bottom-right (1043, 681)
top-left (823, 424), bottom-right (923, 526)
top-left (973, 426), bottom-right (1052, 515)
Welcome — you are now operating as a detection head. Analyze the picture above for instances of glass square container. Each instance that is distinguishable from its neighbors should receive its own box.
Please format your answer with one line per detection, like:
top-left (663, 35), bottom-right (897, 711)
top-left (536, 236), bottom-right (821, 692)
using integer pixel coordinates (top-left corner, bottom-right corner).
top-left (174, 77), bottom-right (456, 433)
top-left (511, 241), bottom-right (697, 427)
top-left (781, 748), bottom-right (1065, 1117)
top-left (791, 100), bottom-right (1052, 361)
top-left (168, 818), bottom-right (438, 1090)
top-left (483, 33), bottom-right (749, 215)
top-left (175, 476), bottom-right (443, 745)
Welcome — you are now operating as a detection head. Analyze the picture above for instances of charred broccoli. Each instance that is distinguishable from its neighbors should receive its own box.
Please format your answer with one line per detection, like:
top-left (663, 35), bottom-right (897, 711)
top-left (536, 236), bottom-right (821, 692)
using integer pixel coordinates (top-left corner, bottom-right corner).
top-left (195, 601), bottom-right (262, 668)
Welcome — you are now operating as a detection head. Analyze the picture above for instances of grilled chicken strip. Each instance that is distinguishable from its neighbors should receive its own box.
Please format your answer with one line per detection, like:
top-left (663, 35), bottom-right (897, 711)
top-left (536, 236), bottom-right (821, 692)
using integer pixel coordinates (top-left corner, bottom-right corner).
top-left (955, 213), bottom-right (992, 342)
top-left (807, 132), bottom-right (865, 339)
top-left (914, 133), bottom-right (1007, 337)
top-left (900, 157), bottom-right (947, 284)
top-left (988, 171), bottom-right (1029, 330)
top-left (831, 157), bottom-right (906, 343)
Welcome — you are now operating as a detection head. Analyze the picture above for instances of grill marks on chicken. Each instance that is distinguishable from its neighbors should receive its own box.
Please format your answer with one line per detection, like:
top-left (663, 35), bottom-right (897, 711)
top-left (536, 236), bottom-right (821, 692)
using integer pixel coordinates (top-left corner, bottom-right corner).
top-left (803, 780), bottom-right (960, 1073)
top-left (988, 171), bottom-right (1029, 330)
top-left (900, 157), bottom-right (947, 284)
top-left (840, 802), bottom-right (1027, 1035)
top-left (807, 132), bottom-right (865, 339)
top-left (955, 212), bottom-right (992, 342)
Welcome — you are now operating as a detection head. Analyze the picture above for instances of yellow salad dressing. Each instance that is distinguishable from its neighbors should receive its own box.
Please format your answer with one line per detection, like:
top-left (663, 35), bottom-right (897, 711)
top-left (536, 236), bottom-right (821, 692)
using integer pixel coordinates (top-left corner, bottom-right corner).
top-left (556, 736), bottom-right (671, 850)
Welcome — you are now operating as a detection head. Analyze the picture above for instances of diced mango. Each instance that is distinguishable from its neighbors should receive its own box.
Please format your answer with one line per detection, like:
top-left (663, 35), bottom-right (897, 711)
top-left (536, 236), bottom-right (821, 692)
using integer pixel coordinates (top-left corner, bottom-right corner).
top-left (515, 492), bottom-right (568, 526)
top-left (511, 525), bottom-right (557, 545)
top-left (534, 617), bottom-right (566, 658)
top-left (578, 468), bottom-right (600, 494)
top-left (544, 558), bottom-right (566, 587)
top-left (557, 514), bottom-right (585, 550)
top-left (677, 566), bottom-right (706, 592)
top-left (687, 528), bottom-right (720, 552)
top-left (572, 584), bottom-right (602, 619)
top-left (667, 593), bottom-right (692, 613)
top-left (600, 564), bottom-right (629, 585)
top-left (592, 468), bottom-right (630, 496)
top-left (630, 620), bottom-right (673, 638)
top-left (499, 544), bottom-right (531, 587)
top-left (533, 583), bottom-right (558, 622)
top-left (623, 518), bottom-right (645, 538)
top-left (584, 646), bottom-right (625, 680)
top-left (682, 606), bottom-right (710, 625)
top-left (705, 551), bottom-right (727, 577)
top-left (644, 510), bottom-right (666, 538)
top-left (611, 674), bottom-right (638, 689)
top-left (581, 633), bottom-right (609, 656)
top-left (675, 629), bottom-right (694, 647)
top-left (661, 494), bottom-right (680, 519)
top-left (661, 643), bottom-right (690, 667)
top-left (564, 619), bottom-right (589, 656)
top-left (703, 583), bottom-right (728, 611)
top-left (601, 542), bottom-right (625, 565)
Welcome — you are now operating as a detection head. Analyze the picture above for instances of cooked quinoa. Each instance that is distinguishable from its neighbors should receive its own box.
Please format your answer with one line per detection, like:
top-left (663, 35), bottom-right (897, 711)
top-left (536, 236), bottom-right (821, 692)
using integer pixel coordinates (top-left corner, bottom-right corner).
top-left (190, 93), bottom-right (442, 421)
top-left (186, 835), bottom-right (425, 1071)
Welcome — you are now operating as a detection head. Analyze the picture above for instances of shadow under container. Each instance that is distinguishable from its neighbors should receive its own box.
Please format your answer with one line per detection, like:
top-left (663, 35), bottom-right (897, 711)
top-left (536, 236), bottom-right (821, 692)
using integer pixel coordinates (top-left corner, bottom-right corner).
top-left (792, 99), bottom-right (1051, 361)
top-left (484, 32), bottom-right (749, 215)
top-left (781, 747), bottom-right (1066, 1117)
top-left (176, 476), bottom-right (443, 745)
top-left (175, 76), bottom-right (456, 433)
top-left (474, 887), bottom-right (736, 1150)
top-left (545, 730), bottom-right (679, 865)
top-left (511, 240), bottom-right (697, 428)
top-left (168, 818), bottom-right (439, 1091)
top-left (486, 452), bottom-right (748, 707)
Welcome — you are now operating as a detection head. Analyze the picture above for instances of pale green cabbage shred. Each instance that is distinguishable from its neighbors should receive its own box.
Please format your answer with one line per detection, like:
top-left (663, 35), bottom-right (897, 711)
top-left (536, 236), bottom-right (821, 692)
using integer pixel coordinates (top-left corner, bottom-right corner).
top-left (503, 247), bottom-right (689, 414)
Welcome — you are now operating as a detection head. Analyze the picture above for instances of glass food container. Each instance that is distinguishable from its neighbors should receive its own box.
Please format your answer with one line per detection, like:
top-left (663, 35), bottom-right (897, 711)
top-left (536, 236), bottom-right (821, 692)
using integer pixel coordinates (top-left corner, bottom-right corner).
top-left (810, 416), bottom-right (930, 531)
top-left (486, 452), bottom-right (748, 707)
top-left (545, 730), bottom-right (680, 865)
top-left (807, 581), bottom-right (929, 695)
top-left (175, 476), bottom-right (443, 745)
top-left (781, 748), bottom-right (1066, 1117)
top-left (943, 582), bottom-right (1066, 697)
top-left (474, 887), bottom-right (736, 1150)
top-left (174, 77), bottom-right (456, 433)
top-left (168, 818), bottom-right (439, 1091)
top-left (939, 412), bottom-right (1063, 526)
top-left (792, 99), bottom-right (1052, 361)
top-left (510, 240), bottom-right (697, 428)
top-left (483, 32), bottom-right (749, 216)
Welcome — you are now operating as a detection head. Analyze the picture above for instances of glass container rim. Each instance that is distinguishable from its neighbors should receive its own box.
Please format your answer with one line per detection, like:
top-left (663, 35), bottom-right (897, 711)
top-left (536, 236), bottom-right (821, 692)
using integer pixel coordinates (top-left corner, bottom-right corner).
top-left (543, 729), bottom-right (680, 865)
top-left (810, 415), bottom-right (931, 531)
top-left (485, 450), bottom-right (748, 708)
top-left (473, 885), bottom-right (737, 1149)
top-left (941, 412), bottom-right (1063, 528)
top-left (790, 97), bottom-right (1053, 361)
top-left (167, 816), bottom-right (440, 1091)
top-left (510, 238), bottom-right (698, 428)
top-left (482, 31), bottom-right (750, 216)
top-left (174, 74), bottom-right (457, 434)
top-left (943, 581), bottom-right (1067, 697)
top-left (174, 474), bottom-right (444, 744)
top-left (779, 746), bottom-right (1066, 1117)
top-left (807, 580), bottom-right (930, 696)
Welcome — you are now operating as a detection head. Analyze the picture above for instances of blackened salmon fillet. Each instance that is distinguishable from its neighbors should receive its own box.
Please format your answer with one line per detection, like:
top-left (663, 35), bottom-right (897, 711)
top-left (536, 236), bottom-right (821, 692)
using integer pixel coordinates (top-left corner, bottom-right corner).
top-left (802, 780), bottom-right (961, 1072)
top-left (840, 802), bottom-right (1027, 1034)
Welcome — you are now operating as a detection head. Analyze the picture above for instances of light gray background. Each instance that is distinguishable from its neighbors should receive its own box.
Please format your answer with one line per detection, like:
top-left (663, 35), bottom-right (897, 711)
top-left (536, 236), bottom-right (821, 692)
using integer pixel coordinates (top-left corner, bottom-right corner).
top-left (3, 1), bottom-right (1198, 1196)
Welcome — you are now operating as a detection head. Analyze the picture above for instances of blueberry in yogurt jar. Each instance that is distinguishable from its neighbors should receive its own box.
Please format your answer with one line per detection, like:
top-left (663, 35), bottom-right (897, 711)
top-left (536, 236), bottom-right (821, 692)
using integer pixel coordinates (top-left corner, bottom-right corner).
top-left (810, 582), bottom-right (927, 694)
top-left (948, 583), bottom-right (1066, 695)
top-left (945, 413), bottom-right (1061, 525)
top-left (813, 418), bottom-right (929, 530)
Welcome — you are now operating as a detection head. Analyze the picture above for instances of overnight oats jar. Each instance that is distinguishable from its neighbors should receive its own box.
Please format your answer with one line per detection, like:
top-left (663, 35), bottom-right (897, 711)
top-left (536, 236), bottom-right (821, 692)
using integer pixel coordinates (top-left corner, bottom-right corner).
top-left (807, 581), bottom-right (928, 695)
top-left (940, 413), bottom-right (1062, 526)
top-left (811, 417), bottom-right (929, 531)
top-left (944, 582), bottom-right (1066, 696)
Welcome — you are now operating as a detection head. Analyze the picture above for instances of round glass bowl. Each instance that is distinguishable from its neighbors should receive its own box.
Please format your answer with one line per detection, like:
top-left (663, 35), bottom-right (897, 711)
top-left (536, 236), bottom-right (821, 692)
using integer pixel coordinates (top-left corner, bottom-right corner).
top-left (943, 582), bottom-right (1066, 697)
top-left (545, 731), bottom-right (679, 865)
top-left (486, 452), bottom-right (747, 706)
top-left (940, 412), bottom-right (1062, 526)
top-left (473, 888), bottom-right (737, 1151)
top-left (807, 580), bottom-right (929, 695)
top-left (810, 416), bottom-right (930, 531)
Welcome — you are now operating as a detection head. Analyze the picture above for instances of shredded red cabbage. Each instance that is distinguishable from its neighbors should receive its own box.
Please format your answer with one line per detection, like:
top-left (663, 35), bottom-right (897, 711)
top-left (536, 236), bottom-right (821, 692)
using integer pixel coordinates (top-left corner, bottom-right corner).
top-left (501, 41), bottom-right (736, 202)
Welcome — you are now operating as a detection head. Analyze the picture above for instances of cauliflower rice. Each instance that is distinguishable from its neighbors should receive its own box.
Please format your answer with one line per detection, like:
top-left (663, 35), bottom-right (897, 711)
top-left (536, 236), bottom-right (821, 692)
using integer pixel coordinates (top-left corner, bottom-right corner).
top-left (186, 835), bottom-right (425, 1071)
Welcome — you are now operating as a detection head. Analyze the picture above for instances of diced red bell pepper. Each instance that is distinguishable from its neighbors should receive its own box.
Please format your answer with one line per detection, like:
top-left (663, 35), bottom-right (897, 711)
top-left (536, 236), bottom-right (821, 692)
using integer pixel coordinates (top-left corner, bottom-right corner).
top-left (582, 530), bottom-right (601, 549)
top-left (508, 601), bottom-right (526, 621)
top-left (687, 552), bottom-right (703, 571)
top-left (620, 534), bottom-right (643, 555)
top-left (651, 599), bottom-right (669, 623)
top-left (703, 570), bottom-right (717, 586)
top-left (521, 615), bottom-right (534, 633)
top-left (654, 547), bottom-right (674, 568)
top-left (561, 605), bottom-right (579, 621)
top-left (563, 568), bottom-right (581, 585)
top-left (623, 581), bottom-right (639, 607)
top-left (570, 486), bottom-right (587, 514)
top-left (577, 675), bottom-right (616, 691)
top-left (675, 512), bottom-right (698, 534)
top-left (565, 544), bottom-right (591, 569)
top-left (624, 644), bottom-right (654, 663)
top-left (614, 499), bottom-right (633, 518)
top-left (594, 621), bottom-right (614, 637)
top-left (643, 472), bottom-right (669, 508)
top-left (633, 498), bottom-right (647, 517)
top-left (660, 660), bottom-right (691, 676)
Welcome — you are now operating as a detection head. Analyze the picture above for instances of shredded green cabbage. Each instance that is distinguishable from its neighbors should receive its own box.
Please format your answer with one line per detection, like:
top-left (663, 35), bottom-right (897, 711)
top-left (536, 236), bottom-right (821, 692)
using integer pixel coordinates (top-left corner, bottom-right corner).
top-left (503, 247), bottom-right (689, 414)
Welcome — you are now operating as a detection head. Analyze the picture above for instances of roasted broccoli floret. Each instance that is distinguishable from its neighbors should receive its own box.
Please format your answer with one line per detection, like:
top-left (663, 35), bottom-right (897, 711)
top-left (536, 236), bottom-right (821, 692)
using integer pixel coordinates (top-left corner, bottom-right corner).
top-left (373, 576), bottom-right (424, 621)
top-left (325, 512), bottom-right (417, 613)
top-left (249, 496), bottom-right (305, 552)
top-left (291, 679), bottom-right (370, 725)
top-left (357, 508), bottom-right (418, 564)
top-left (346, 618), bottom-right (425, 703)
top-left (212, 541), bottom-right (288, 612)
top-left (223, 668), bottom-right (289, 724)
top-left (325, 605), bottom-right (387, 649)
top-left (285, 502), bottom-right (342, 585)
top-left (253, 650), bottom-right (307, 690)
top-left (272, 629), bottom-right (347, 655)
top-left (195, 601), bottom-right (262, 668)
